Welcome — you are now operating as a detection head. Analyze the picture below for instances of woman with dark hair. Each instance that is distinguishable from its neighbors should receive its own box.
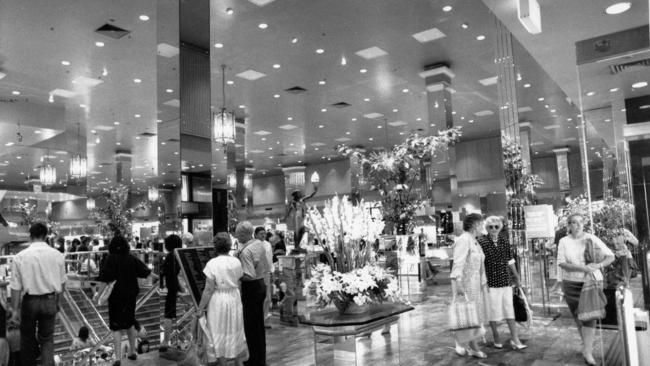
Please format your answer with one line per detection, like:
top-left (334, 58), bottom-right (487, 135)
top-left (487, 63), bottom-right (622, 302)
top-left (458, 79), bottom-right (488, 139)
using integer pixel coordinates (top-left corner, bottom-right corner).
top-left (96, 236), bottom-right (153, 365)
top-left (196, 232), bottom-right (247, 366)
top-left (56, 237), bottom-right (65, 253)
top-left (70, 238), bottom-right (81, 253)
top-left (159, 234), bottom-right (183, 352)
top-left (272, 231), bottom-right (287, 263)
top-left (71, 326), bottom-right (94, 350)
top-left (450, 213), bottom-right (488, 359)
top-left (557, 213), bottom-right (614, 365)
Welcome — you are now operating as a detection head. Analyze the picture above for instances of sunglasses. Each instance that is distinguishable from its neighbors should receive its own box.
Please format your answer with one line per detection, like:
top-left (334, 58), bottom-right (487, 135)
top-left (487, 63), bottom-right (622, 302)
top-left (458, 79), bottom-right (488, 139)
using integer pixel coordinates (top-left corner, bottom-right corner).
top-left (487, 225), bottom-right (501, 230)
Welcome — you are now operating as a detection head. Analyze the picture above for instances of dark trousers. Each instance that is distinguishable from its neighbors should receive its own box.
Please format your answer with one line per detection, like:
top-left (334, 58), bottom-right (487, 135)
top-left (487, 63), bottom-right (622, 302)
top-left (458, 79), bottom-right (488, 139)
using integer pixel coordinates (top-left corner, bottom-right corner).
top-left (20, 293), bottom-right (58, 366)
top-left (241, 279), bottom-right (266, 366)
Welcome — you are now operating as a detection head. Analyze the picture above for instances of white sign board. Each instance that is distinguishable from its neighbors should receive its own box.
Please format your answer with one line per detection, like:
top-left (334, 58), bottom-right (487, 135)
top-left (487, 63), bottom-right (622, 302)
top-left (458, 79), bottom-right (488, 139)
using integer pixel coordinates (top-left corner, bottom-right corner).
top-left (524, 205), bottom-right (555, 238)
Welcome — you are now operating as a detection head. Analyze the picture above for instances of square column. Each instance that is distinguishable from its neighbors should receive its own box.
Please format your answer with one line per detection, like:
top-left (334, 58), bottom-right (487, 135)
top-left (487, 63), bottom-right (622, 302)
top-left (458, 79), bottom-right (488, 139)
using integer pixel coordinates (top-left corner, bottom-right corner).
top-left (553, 148), bottom-right (571, 192)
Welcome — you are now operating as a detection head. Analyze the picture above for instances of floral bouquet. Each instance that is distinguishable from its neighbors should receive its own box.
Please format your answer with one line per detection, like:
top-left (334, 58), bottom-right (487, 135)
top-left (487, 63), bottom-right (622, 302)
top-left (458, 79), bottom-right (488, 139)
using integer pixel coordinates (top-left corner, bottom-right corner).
top-left (305, 195), bottom-right (384, 273)
top-left (304, 263), bottom-right (401, 314)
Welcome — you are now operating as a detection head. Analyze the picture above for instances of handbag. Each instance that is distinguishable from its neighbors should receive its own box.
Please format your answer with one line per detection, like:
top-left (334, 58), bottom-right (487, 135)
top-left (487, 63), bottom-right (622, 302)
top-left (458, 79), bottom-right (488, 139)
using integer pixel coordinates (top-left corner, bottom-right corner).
top-left (577, 272), bottom-right (607, 321)
top-left (448, 295), bottom-right (480, 331)
top-left (96, 281), bottom-right (115, 306)
top-left (513, 287), bottom-right (528, 322)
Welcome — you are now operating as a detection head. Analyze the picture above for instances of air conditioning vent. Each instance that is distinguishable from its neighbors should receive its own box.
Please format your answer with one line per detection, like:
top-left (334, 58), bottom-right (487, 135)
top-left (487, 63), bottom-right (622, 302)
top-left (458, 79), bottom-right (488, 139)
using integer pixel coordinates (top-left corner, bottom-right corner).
top-left (610, 58), bottom-right (650, 74)
top-left (285, 86), bottom-right (307, 94)
top-left (139, 132), bottom-right (157, 137)
top-left (166, 138), bottom-right (180, 142)
top-left (331, 102), bottom-right (351, 108)
top-left (95, 23), bottom-right (130, 39)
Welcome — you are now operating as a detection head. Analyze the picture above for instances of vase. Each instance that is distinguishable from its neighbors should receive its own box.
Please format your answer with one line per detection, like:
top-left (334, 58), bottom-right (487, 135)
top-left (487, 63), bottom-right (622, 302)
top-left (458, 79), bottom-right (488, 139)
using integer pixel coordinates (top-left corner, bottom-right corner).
top-left (333, 298), bottom-right (371, 315)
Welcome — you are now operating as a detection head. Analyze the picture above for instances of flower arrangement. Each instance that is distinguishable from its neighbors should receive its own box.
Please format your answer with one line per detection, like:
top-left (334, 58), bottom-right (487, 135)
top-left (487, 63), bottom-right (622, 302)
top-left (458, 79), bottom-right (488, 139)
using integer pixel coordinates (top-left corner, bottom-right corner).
top-left (305, 195), bottom-right (384, 273)
top-left (304, 263), bottom-right (401, 313)
top-left (336, 127), bottom-right (462, 234)
top-left (88, 185), bottom-right (134, 236)
top-left (501, 135), bottom-right (544, 201)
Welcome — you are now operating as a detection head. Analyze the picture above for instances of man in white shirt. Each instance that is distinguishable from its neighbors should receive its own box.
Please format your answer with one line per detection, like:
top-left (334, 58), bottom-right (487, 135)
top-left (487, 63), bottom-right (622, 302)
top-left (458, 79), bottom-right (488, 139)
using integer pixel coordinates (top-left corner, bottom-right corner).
top-left (255, 227), bottom-right (274, 328)
top-left (10, 222), bottom-right (66, 366)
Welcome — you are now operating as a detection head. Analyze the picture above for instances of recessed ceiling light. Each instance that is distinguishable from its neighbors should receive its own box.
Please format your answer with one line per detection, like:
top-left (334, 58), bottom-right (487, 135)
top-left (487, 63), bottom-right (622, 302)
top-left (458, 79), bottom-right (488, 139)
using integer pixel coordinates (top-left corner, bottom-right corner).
top-left (461, 23), bottom-right (469, 29)
top-left (351, 118), bottom-right (357, 121)
top-left (261, 137), bottom-right (267, 141)
top-left (258, 23), bottom-right (268, 29)
top-left (538, 97), bottom-right (544, 101)
top-left (416, 117), bottom-right (422, 121)
top-left (227, 80), bottom-right (234, 85)
top-left (273, 64), bottom-right (281, 69)
top-left (605, 2), bottom-right (631, 14)
top-left (476, 35), bottom-right (486, 41)
top-left (12, 91), bottom-right (20, 95)
top-left (134, 114), bottom-right (141, 118)
top-left (402, 88), bottom-right (409, 93)
top-left (586, 91), bottom-right (595, 96)
top-left (346, 131), bottom-right (350, 135)
top-left (274, 94), bottom-right (280, 98)
top-left (360, 69), bottom-right (367, 73)
top-left (139, 15), bottom-right (150, 21)
top-left (640, 105), bottom-right (650, 110)
top-left (90, 129), bottom-right (97, 134)
top-left (116, 142), bottom-right (121, 145)
top-left (95, 41), bottom-right (105, 47)
top-left (318, 80), bottom-right (326, 85)
top-left (369, 137), bottom-right (374, 141)
top-left (214, 43), bottom-right (224, 48)
top-left (61, 60), bottom-right (70, 66)
top-left (605, 118), bottom-right (612, 122)
top-left (430, 123), bottom-right (435, 127)
top-left (364, 98), bottom-right (370, 102)
top-left (5, 142), bottom-right (14, 147)
top-left (469, 119), bottom-right (474, 123)
top-left (239, 105), bottom-right (245, 109)
top-left (377, 125), bottom-right (383, 129)
top-left (135, 136), bottom-right (141, 140)
top-left (318, 125), bottom-right (324, 128)
top-left (632, 81), bottom-right (648, 88)
top-left (316, 48), bottom-right (324, 54)
top-left (291, 38), bottom-right (298, 44)
top-left (226, 7), bottom-right (234, 15)
top-left (442, 5), bottom-right (453, 12)
top-left (114, 121), bottom-right (120, 125)
top-left (609, 87), bottom-right (619, 92)
top-left (314, 147), bottom-right (319, 150)
top-left (134, 78), bottom-right (142, 83)
top-left (550, 109), bottom-right (556, 113)
top-left (524, 83), bottom-right (531, 88)
top-left (166, 88), bottom-right (173, 93)
top-left (321, 108), bottom-right (327, 112)
top-left (393, 108), bottom-right (398, 112)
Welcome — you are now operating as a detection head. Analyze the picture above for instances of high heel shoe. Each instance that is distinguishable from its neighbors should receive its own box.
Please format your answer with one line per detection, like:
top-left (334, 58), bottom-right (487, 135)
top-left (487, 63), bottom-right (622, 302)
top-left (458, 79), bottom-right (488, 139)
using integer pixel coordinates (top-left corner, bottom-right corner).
top-left (454, 345), bottom-right (467, 357)
top-left (583, 354), bottom-right (597, 366)
top-left (510, 340), bottom-right (528, 350)
top-left (467, 348), bottom-right (487, 359)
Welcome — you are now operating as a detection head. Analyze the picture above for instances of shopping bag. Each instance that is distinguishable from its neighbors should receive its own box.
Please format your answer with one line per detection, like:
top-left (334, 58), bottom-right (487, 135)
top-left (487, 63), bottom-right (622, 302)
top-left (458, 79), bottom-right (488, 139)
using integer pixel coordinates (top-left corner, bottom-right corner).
top-left (577, 273), bottom-right (607, 322)
top-left (448, 295), bottom-right (480, 331)
top-left (96, 281), bottom-right (115, 306)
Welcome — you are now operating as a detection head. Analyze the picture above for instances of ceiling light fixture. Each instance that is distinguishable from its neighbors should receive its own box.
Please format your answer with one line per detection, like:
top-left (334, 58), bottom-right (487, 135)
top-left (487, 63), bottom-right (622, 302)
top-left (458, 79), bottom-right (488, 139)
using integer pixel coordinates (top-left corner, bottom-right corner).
top-left (95, 41), bottom-right (104, 47)
top-left (139, 15), bottom-right (150, 21)
top-left (61, 61), bottom-right (70, 66)
top-left (226, 7), bottom-right (234, 15)
top-left (40, 149), bottom-right (56, 186)
top-left (215, 43), bottom-right (224, 48)
top-left (461, 23), bottom-right (469, 29)
top-left (134, 78), bottom-right (142, 83)
top-left (213, 64), bottom-right (236, 146)
top-left (227, 80), bottom-right (234, 85)
top-left (538, 97), bottom-right (544, 101)
top-left (352, 118), bottom-right (357, 121)
top-left (321, 108), bottom-right (327, 112)
top-left (69, 123), bottom-right (87, 182)
top-left (318, 80), bottom-right (326, 85)
top-left (274, 94), bottom-right (280, 98)
top-left (239, 105), bottom-right (245, 109)
top-left (341, 56), bottom-right (347, 66)
top-left (12, 91), bottom-right (20, 95)
top-left (273, 64), bottom-right (281, 69)
top-left (402, 88), bottom-right (409, 93)
top-left (605, 2), bottom-right (631, 14)
top-left (258, 23), bottom-right (268, 29)
top-left (166, 88), bottom-right (173, 93)
top-left (291, 38), bottom-right (298, 44)
top-left (524, 83), bottom-right (531, 88)
top-left (316, 48), bottom-right (324, 54)
top-left (632, 81), bottom-right (648, 88)
top-left (360, 69), bottom-right (367, 73)
top-left (134, 114), bottom-right (141, 118)
top-left (609, 87), bottom-right (619, 92)
top-left (476, 35), bottom-right (486, 41)
top-left (442, 5), bottom-right (452, 12)
top-left (586, 91), bottom-right (596, 96)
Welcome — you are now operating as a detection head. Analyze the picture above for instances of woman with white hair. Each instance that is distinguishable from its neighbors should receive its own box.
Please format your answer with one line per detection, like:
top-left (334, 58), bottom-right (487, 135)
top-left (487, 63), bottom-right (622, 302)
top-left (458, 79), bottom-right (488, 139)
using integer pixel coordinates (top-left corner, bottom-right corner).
top-left (477, 216), bottom-right (526, 350)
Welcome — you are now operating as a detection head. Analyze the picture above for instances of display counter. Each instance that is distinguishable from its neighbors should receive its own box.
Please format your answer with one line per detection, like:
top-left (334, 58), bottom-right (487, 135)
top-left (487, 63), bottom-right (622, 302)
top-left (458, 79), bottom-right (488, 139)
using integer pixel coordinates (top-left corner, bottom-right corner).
top-left (299, 302), bottom-right (413, 365)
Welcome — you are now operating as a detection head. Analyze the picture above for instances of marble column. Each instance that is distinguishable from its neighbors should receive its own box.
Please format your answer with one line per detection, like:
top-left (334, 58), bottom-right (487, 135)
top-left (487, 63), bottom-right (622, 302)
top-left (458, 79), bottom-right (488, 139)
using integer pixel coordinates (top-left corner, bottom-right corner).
top-left (519, 122), bottom-right (533, 174)
top-left (612, 99), bottom-right (632, 201)
top-left (115, 150), bottom-right (132, 186)
top-left (553, 148), bottom-right (571, 192)
top-left (349, 154), bottom-right (363, 204)
top-left (420, 65), bottom-right (457, 210)
top-left (244, 166), bottom-right (254, 217)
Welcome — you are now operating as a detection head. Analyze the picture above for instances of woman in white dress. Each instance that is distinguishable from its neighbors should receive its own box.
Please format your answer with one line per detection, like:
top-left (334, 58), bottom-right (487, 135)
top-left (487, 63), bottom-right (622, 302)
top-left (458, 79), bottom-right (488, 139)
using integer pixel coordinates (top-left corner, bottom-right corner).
top-left (450, 213), bottom-right (488, 359)
top-left (196, 232), bottom-right (247, 366)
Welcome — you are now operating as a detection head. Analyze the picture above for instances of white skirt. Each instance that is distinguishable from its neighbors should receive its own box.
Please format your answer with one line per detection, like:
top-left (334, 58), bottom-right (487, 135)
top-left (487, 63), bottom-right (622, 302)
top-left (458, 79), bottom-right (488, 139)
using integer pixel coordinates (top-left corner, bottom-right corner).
top-left (206, 288), bottom-right (247, 359)
top-left (486, 286), bottom-right (515, 322)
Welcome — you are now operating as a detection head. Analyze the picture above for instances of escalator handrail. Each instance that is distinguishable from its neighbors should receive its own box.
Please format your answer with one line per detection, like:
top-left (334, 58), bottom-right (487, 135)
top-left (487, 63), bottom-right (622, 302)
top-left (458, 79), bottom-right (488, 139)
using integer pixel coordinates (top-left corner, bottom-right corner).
top-left (74, 287), bottom-right (112, 335)
top-left (62, 289), bottom-right (105, 344)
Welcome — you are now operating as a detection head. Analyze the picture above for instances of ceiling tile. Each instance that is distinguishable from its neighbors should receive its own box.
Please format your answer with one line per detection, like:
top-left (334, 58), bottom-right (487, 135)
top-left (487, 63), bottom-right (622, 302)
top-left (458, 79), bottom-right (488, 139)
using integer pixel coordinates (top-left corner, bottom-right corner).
top-left (236, 69), bottom-right (267, 81)
top-left (388, 120), bottom-right (407, 126)
top-left (278, 124), bottom-right (297, 130)
top-left (474, 110), bottom-right (494, 116)
top-left (479, 76), bottom-right (498, 86)
top-left (355, 46), bottom-right (388, 59)
top-left (157, 43), bottom-right (179, 58)
top-left (412, 27), bottom-right (446, 43)
top-left (364, 112), bottom-right (384, 119)
top-left (253, 130), bottom-right (272, 135)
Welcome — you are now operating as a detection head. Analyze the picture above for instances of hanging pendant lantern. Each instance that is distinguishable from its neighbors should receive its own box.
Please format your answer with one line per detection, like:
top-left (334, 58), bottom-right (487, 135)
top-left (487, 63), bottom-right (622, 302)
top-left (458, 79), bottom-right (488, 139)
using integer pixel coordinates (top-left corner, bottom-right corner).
top-left (69, 154), bottom-right (87, 180)
top-left (227, 172), bottom-right (237, 190)
top-left (243, 173), bottom-right (252, 190)
top-left (213, 64), bottom-right (236, 145)
top-left (40, 164), bottom-right (56, 186)
top-left (86, 197), bottom-right (95, 211)
top-left (148, 185), bottom-right (159, 202)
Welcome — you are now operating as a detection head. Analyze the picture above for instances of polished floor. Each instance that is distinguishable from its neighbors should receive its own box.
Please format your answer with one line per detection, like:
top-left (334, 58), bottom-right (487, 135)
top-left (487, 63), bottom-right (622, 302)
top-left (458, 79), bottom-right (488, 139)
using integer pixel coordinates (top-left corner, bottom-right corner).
top-left (122, 275), bottom-right (642, 365)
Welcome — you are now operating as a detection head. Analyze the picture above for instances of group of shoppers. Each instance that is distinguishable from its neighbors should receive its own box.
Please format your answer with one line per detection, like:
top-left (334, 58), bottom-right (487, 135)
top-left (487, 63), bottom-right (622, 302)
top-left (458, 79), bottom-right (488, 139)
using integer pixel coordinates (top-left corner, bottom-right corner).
top-left (451, 212), bottom-right (615, 365)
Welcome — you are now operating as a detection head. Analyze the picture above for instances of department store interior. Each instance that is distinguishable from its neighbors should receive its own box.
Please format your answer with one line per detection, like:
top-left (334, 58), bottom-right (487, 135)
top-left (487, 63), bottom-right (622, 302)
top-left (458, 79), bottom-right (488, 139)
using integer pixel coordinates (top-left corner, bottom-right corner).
top-left (1, 0), bottom-right (650, 365)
